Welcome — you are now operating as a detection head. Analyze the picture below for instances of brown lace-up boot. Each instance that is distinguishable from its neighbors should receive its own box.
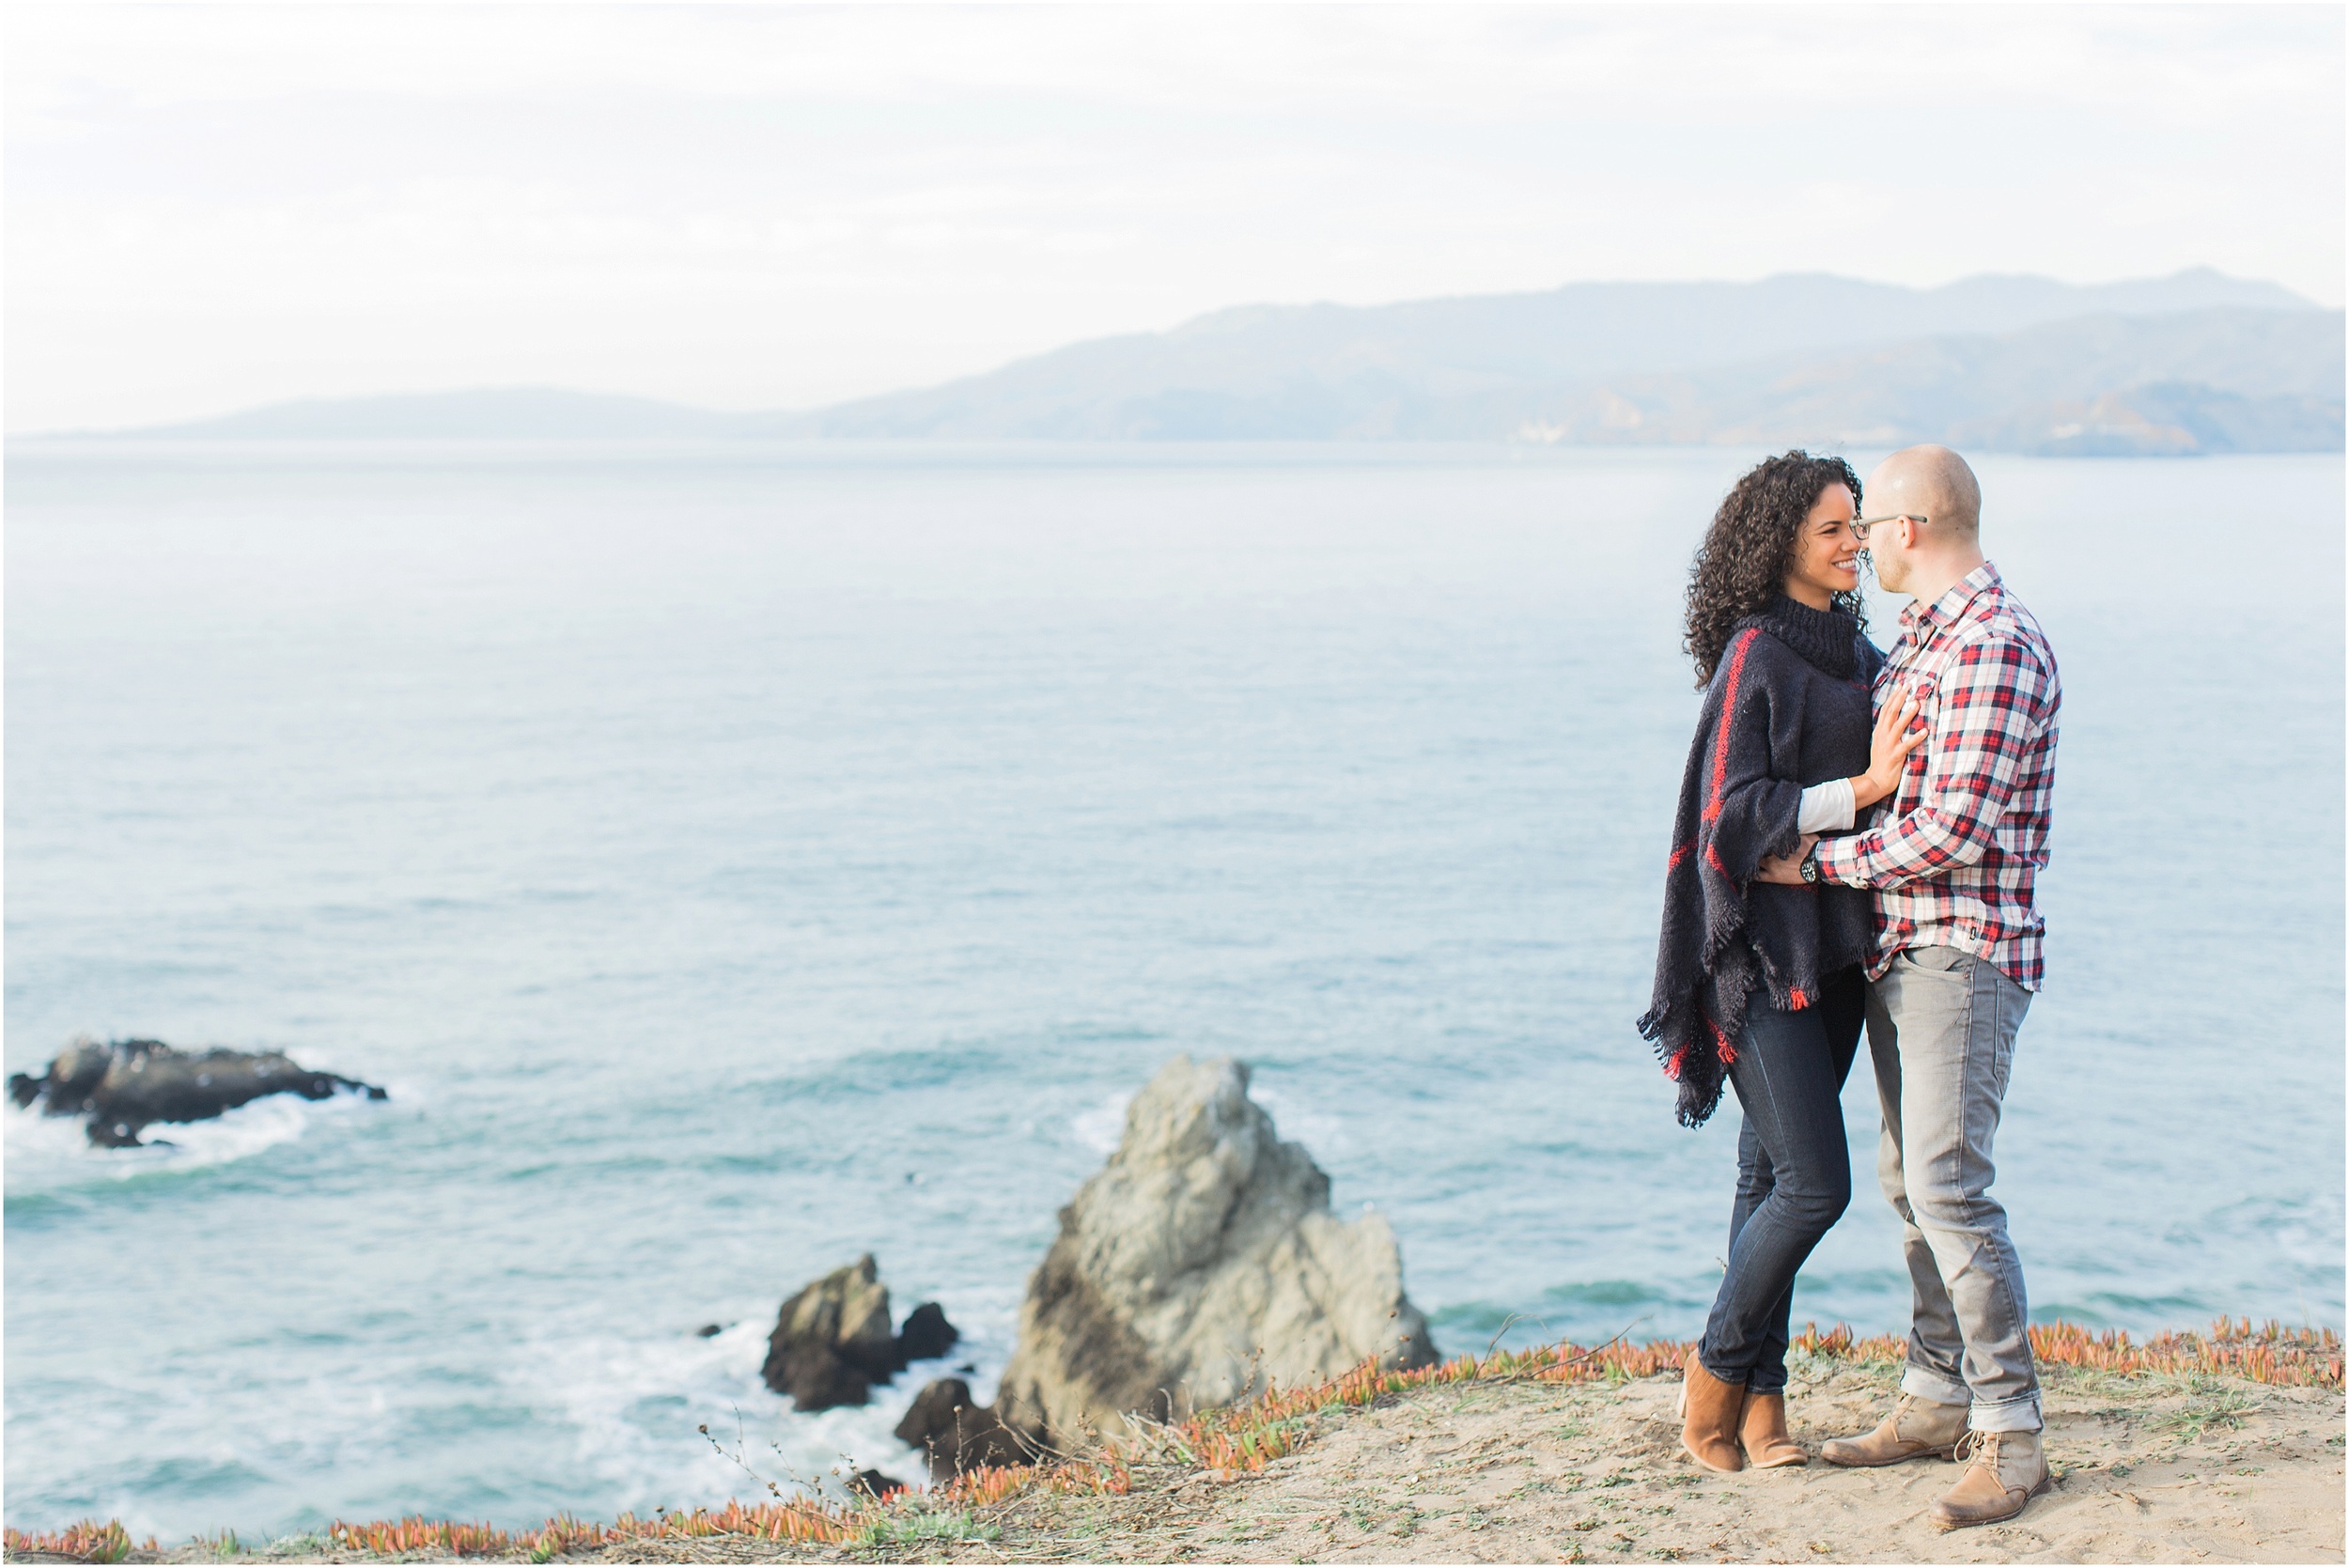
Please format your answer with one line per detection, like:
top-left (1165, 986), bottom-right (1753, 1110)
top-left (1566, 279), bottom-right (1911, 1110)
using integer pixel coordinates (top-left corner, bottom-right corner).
top-left (1677, 1359), bottom-right (1747, 1473)
top-left (1739, 1390), bottom-right (1807, 1468)
top-left (1818, 1392), bottom-right (1968, 1467)
top-left (1931, 1429), bottom-right (2050, 1529)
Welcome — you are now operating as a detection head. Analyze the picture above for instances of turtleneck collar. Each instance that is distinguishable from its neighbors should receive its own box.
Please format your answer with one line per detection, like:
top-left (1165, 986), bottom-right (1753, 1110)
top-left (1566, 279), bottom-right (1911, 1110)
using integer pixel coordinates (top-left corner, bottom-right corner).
top-left (1748, 594), bottom-right (1859, 679)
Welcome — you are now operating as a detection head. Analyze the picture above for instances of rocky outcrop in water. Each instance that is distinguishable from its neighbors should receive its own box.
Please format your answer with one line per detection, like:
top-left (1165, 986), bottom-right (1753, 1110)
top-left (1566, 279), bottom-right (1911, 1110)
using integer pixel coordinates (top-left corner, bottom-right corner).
top-left (7, 1036), bottom-right (387, 1147)
top-left (902, 1054), bottom-right (1437, 1467)
top-left (896, 1301), bottom-right (959, 1364)
top-left (760, 1255), bottom-right (961, 1412)
top-left (892, 1378), bottom-right (1034, 1479)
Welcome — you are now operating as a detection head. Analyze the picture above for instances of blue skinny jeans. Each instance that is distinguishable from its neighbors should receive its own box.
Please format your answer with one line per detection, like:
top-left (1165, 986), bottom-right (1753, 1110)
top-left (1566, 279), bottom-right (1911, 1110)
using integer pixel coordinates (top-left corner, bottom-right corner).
top-left (1699, 965), bottom-right (1864, 1393)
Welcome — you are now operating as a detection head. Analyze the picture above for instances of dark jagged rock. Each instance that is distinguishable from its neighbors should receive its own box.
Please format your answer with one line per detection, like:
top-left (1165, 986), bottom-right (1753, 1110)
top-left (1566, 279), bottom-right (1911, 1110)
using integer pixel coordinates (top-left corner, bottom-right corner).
top-left (893, 1377), bottom-right (971, 1448)
top-left (760, 1257), bottom-right (964, 1412)
top-left (846, 1469), bottom-right (907, 1501)
top-left (8, 1036), bottom-right (386, 1148)
top-left (897, 1300), bottom-right (959, 1363)
top-left (694, 1324), bottom-right (723, 1338)
top-left (793, 1349), bottom-right (875, 1412)
top-left (893, 1378), bottom-right (1035, 1480)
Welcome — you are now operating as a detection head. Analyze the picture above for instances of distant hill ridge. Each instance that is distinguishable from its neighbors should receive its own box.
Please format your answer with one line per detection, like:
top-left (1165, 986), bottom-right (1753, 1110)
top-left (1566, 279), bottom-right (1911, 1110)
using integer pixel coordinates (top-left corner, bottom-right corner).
top-left (70, 268), bottom-right (2343, 455)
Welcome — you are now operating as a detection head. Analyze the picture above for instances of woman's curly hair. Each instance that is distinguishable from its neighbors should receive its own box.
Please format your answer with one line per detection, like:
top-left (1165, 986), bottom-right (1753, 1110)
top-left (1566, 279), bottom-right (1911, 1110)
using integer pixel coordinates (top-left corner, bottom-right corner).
top-left (1684, 451), bottom-right (1866, 686)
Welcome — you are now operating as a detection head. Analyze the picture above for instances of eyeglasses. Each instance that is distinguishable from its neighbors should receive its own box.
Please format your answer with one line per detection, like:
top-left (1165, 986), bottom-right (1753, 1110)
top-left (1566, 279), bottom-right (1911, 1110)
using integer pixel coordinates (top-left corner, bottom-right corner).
top-left (1851, 513), bottom-right (1926, 542)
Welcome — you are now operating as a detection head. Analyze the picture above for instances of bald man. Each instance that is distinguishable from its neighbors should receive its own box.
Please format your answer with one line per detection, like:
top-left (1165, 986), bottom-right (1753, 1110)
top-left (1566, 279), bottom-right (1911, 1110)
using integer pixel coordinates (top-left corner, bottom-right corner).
top-left (1757, 445), bottom-right (2061, 1529)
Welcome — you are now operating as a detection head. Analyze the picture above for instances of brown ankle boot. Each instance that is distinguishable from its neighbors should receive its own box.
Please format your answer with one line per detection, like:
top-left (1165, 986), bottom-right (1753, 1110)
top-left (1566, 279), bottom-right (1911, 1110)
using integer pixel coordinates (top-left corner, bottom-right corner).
top-left (1931, 1429), bottom-right (2049, 1529)
top-left (1819, 1393), bottom-right (1968, 1467)
top-left (1678, 1359), bottom-right (1747, 1473)
top-left (1739, 1390), bottom-right (1807, 1468)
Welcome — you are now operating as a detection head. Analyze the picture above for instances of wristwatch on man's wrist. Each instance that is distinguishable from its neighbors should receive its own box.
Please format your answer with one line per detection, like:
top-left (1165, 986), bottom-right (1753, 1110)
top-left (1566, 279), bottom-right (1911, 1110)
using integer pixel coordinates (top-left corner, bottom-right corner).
top-left (1797, 843), bottom-right (1822, 884)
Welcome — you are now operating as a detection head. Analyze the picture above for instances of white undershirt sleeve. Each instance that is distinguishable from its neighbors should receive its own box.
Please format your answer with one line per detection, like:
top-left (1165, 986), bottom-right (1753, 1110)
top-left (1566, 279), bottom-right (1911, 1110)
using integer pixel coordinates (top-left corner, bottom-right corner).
top-left (1797, 776), bottom-right (1856, 835)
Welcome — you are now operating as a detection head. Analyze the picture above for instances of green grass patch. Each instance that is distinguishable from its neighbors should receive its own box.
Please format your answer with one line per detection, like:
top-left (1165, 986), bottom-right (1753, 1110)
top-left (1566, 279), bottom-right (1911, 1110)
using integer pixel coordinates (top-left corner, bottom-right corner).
top-left (2157, 1387), bottom-right (2263, 1443)
top-left (859, 1508), bottom-right (1000, 1548)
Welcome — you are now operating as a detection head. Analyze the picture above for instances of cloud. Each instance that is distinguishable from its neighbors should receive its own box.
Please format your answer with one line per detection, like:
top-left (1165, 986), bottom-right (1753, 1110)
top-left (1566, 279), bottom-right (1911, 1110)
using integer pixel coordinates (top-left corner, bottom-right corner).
top-left (7, 4), bottom-right (2341, 430)
top-left (13, 5), bottom-right (2337, 120)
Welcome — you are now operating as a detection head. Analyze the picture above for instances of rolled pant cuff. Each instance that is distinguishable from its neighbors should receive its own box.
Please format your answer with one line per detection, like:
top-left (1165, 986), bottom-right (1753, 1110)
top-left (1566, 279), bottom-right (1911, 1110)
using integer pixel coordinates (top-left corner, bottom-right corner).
top-left (1967, 1391), bottom-right (2044, 1433)
top-left (1899, 1365), bottom-right (1972, 1407)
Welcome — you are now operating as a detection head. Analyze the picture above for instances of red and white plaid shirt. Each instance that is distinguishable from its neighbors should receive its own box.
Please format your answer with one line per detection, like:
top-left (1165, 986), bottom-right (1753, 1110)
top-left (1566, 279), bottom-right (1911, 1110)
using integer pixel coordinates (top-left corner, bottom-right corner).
top-left (1812, 561), bottom-right (2060, 990)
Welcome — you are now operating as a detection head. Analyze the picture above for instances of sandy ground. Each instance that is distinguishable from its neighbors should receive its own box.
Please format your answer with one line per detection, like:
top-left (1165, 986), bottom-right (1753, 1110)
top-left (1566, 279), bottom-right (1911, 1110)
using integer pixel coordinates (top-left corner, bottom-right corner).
top-left (917, 1359), bottom-right (2346, 1566)
top-left (19, 1359), bottom-right (2342, 1565)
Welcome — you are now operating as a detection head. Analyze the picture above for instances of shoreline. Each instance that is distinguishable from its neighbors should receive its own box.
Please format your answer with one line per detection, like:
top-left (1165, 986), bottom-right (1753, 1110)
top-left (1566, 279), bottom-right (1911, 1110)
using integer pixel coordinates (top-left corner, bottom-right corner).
top-left (8, 1320), bottom-right (2338, 1564)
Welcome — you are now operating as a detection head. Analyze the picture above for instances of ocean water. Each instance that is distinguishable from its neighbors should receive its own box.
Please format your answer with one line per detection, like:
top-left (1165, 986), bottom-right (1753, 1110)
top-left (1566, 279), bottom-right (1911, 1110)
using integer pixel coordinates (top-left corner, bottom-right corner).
top-left (5, 442), bottom-right (2341, 1540)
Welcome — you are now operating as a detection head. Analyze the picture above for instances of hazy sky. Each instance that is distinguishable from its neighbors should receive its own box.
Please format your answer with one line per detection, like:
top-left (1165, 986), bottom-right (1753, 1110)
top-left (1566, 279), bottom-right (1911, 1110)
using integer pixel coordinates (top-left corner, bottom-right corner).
top-left (8, 3), bottom-right (2343, 431)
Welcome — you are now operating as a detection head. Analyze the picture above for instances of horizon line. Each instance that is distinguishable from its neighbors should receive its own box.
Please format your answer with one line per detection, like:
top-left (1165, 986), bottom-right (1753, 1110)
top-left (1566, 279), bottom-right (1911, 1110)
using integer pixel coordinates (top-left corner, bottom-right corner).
top-left (14, 263), bottom-right (2326, 441)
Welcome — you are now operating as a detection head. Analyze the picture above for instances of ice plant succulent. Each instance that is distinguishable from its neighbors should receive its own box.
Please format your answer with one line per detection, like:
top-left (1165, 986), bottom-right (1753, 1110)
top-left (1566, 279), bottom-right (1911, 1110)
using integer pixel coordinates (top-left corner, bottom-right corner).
top-left (0, 1520), bottom-right (151, 1563)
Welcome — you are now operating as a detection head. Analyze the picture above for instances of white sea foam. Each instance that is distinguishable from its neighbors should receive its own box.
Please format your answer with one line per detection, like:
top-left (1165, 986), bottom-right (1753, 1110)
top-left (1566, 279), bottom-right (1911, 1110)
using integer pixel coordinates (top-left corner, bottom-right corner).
top-left (506, 1320), bottom-right (791, 1514)
top-left (1251, 1084), bottom-right (1353, 1162)
top-left (506, 1310), bottom-right (1016, 1516)
top-left (1069, 1092), bottom-right (1130, 1155)
top-left (3, 1086), bottom-right (386, 1193)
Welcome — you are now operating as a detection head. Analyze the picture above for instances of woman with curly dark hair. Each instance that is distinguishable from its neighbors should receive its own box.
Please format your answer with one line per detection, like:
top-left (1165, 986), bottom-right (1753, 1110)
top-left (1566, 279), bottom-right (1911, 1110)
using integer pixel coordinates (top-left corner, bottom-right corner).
top-left (1638, 451), bottom-right (1922, 1473)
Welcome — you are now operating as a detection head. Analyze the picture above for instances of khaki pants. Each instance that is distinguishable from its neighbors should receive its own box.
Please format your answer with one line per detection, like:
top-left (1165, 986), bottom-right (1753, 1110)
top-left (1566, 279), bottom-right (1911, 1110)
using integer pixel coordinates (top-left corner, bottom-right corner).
top-left (1865, 944), bottom-right (2043, 1432)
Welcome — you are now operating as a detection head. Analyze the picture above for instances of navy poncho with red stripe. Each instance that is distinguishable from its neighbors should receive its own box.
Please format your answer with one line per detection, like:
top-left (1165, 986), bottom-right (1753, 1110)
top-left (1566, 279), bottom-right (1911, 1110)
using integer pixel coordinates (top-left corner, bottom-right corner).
top-left (1638, 597), bottom-right (1883, 1127)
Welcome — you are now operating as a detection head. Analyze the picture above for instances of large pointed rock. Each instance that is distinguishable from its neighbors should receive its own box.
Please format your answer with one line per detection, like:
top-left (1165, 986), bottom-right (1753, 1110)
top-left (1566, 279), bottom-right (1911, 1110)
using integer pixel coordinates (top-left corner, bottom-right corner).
top-left (989, 1054), bottom-right (1436, 1451)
